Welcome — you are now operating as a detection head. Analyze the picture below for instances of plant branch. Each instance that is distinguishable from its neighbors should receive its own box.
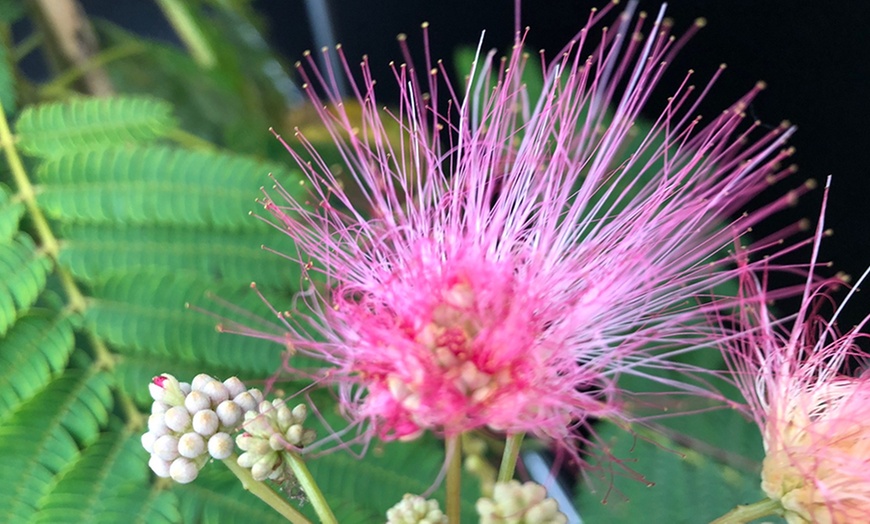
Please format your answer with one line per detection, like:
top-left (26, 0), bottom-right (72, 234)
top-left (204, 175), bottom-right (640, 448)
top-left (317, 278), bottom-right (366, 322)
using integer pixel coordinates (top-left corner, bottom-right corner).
top-left (709, 498), bottom-right (783, 524)
top-left (156, 0), bottom-right (216, 68)
top-left (285, 451), bottom-right (337, 524)
top-left (38, 42), bottom-right (144, 99)
top-left (32, 0), bottom-right (114, 95)
top-left (446, 434), bottom-right (462, 524)
top-left (497, 433), bottom-right (524, 483)
top-left (222, 454), bottom-right (312, 524)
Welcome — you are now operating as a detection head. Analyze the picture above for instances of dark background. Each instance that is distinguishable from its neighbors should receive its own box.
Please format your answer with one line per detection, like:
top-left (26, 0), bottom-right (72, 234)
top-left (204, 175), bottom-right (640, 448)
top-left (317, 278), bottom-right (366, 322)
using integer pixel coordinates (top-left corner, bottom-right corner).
top-left (81, 1), bottom-right (870, 333)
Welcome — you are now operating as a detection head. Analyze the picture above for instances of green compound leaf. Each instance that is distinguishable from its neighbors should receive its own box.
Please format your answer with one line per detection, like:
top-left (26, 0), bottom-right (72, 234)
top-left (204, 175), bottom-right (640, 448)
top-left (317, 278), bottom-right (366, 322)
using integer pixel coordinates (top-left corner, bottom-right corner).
top-left (0, 182), bottom-right (25, 243)
top-left (15, 96), bottom-right (176, 158)
top-left (36, 145), bottom-right (299, 229)
top-left (0, 233), bottom-right (53, 336)
top-left (0, 370), bottom-right (114, 524)
top-left (35, 428), bottom-right (180, 524)
top-left (575, 412), bottom-right (773, 524)
top-left (0, 312), bottom-right (76, 422)
top-left (85, 270), bottom-right (287, 380)
top-left (57, 222), bottom-right (300, 290)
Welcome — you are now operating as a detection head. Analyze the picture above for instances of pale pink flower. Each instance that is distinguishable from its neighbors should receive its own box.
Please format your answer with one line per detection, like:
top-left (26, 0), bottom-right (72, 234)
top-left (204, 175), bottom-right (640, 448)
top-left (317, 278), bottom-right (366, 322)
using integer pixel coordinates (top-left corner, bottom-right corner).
top-left (719, 187), bottom-right (870, 523)
top-left (238, 5), bottom-right (804, 457)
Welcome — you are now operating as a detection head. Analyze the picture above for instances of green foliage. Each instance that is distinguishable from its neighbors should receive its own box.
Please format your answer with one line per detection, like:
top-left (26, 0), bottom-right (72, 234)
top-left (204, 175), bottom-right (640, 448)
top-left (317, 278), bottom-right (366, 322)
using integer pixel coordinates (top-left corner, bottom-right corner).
top-left (0, 369), bottom-right (113, 524)
top-left (15, 97), bottom-right (176, 158)
top-left (575, 412), bottom-right (779, 523)
top-left (0, 183), bottom-right (25, 241)
top-left (0, 312), bottom-right (75, 421)
top-left (35, 428), bottom-right (179, 524)
top-left (0, 233), bottom-right (52, 336)
top-left (0, 1), bottom-right (321, 519)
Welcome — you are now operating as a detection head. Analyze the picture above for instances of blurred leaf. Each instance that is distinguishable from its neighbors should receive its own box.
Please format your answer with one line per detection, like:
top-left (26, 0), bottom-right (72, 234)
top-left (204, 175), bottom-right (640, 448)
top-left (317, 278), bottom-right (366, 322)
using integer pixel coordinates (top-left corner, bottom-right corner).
top-left (15, 97), bottom-right (176, 158)
top-left (576, 413), bottom-right (781, 523)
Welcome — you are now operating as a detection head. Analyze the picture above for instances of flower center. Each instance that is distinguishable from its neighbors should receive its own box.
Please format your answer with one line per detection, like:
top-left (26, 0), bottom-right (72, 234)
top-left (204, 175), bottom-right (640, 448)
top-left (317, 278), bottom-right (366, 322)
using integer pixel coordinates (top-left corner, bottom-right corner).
top-left (384, 281), bottom-right (512, 423)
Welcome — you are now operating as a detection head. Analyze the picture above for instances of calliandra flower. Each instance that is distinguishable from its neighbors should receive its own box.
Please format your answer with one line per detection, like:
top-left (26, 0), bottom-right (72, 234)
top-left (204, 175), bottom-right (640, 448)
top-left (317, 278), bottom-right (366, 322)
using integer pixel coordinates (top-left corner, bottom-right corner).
top-left (232, 3), bottom-right (806, 459)
top-left (716, 185), bottom-right (870, 524)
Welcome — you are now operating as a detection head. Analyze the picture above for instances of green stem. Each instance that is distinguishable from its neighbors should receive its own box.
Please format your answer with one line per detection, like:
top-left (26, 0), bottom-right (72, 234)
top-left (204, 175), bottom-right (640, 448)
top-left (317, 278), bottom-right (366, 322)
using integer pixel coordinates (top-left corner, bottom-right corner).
top-left (156, 0), bottom-right (216, 68)
top-left (38, 42), bottom-right (144, 98)
top-left (497, 433), bottom-right (525, 483)
top-left (285, 451), bottom-right (337, 524)
top-left (709, 498), bottom-right (783, 524)
top-left (223, 455), bottom-right (312, 524)
top-left (168, 128), bottom-right (217, 151)
top-left (446, 435), bottom-right (462, 524)
top-left (13, 31), bottom-right (43, 62)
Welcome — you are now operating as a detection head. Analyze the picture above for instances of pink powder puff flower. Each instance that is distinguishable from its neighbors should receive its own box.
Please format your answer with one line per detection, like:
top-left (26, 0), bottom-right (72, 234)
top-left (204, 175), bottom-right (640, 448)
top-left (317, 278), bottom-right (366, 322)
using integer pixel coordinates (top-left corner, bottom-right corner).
top-left (718, 182), bottom-right (870, 523)
top-left (236, 4), bottom-right (807, 458)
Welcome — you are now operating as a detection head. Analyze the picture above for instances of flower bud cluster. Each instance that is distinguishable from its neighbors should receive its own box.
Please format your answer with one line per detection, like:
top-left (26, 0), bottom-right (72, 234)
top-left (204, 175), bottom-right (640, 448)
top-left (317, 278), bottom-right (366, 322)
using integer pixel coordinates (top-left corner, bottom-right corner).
top-left (476, 481), bottom-right (567, 524)
top-left (386, 494), bottom-right (448, 524)
top-left (236, 398), bottom-right (317, 482)
top-left (141, 373), bottom-right (260, 484)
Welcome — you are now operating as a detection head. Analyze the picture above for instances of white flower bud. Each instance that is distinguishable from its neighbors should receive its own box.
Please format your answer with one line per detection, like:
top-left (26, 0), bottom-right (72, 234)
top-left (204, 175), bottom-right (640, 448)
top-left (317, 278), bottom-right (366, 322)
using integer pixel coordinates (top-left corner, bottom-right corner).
top-left (301, 429), bottom-right (317, 447)
top-left (179, 382), bottom-right (191, 395)
top-left (291, 404), bottom-right (308, 424)
top-left (269, 433), bottom-right (286, 451)
top-left (192, 409), bottom-right (219, 436)
top-left (525, 499), bottom-right (566, 523)
top-left (151, 374), bottom-right (185, 405)
top-left (147, 414), bottom-right (168, 436)
top-left (164, 406), bottom-right (191, 433)
top-left (251, 453), bottom-right (279, 481)
top-left (191, 373), bottom-right (216, 392)
top-left (237, 451), bottom-right (257, 468)
top-left (201, 381), bottom-right (229, 406)
top-left (153, 434), bottom-right (179, 461)
top-left (216, 400), bottom-right (243, 428)
top-left (243, 412), bottom-right (275, 436)
top-left (208, 432), bottom-right (234, 460)
top-left (476, 481), bottom-right (567, 524)
top-left (184, 391), bottom-right (211, 414)
top-left (151, 401), bottom-right (169, 415)
top-left (276, 405), bottom-right (293, 428)
top-left (258, 400), bottom-right (274, 415)
top-left (148, 383), bottom-right (166, 402)
top-left (241, 435), bottom-right (270, 456)
top-left (248, 388), bottom-right (264, 404)
top-left (236, 433), bottom-right (253, 451)
top-left (148, 455), bottom-right (172, 478)
top-left (223, 377), bottom-right (246, 398)
top-left (141, 431), bottom-right (157, 453)
top-left (177, 432), bottom-right (206, 459)
top-left (386, 494), bottom-right (447, 524)
top-left (233, 391), bottom-right (258, 413)
top-left (169, 457), bottom-right (199, 484)
top-left (285, 425), bottom-right (303, 446)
